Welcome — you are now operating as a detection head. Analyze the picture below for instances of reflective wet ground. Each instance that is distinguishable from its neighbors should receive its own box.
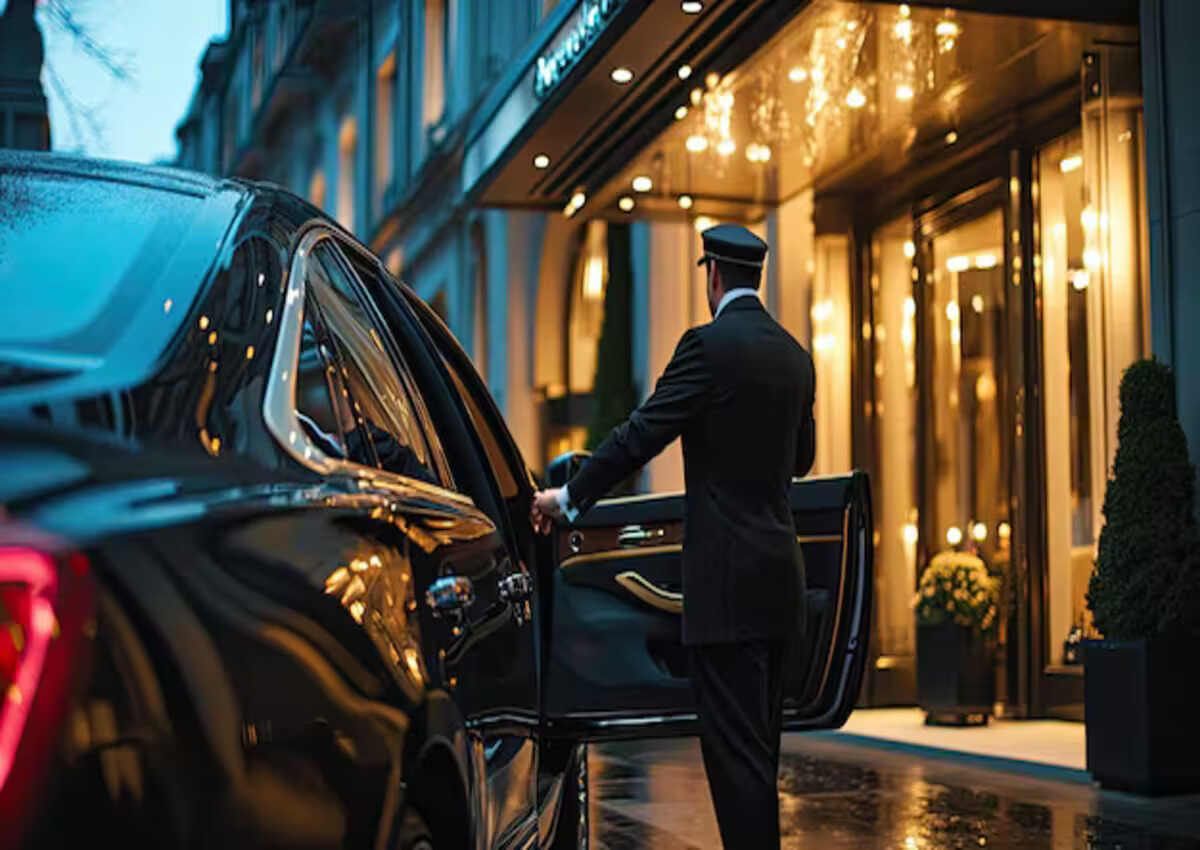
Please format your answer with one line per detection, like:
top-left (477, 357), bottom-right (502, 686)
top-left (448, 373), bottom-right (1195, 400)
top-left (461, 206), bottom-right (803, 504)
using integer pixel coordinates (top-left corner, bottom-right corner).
top-left (588, 735), bottom-right (1200, 849)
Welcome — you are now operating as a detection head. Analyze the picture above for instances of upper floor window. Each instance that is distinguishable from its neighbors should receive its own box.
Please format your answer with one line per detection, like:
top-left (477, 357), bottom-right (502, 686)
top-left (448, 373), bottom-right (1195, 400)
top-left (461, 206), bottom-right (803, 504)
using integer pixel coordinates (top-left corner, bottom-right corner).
top-left (375, 52), bottom-right (397, 216)
top-left (308, 168), bottom-right (327, 212)
top-left (251, 28), bottom-right (265, 109)
top-left (422, 0), bottom-right (448, 132)
top-left (337, 116), bottom-right (357, 232)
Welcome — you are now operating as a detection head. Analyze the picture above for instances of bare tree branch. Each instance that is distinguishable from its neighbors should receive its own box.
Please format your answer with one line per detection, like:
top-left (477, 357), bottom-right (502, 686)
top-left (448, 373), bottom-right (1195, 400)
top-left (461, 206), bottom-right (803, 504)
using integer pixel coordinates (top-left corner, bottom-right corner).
top-left (41, 0), bottom-right (136, 83)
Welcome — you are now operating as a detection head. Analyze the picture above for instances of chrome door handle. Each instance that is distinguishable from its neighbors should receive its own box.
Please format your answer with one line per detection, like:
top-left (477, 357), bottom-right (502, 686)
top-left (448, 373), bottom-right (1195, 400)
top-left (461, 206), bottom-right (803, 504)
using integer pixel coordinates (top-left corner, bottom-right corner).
top-left (617, 525), bottom-right (666, 547)
top-left (426, 575), bottom-right (474, 616)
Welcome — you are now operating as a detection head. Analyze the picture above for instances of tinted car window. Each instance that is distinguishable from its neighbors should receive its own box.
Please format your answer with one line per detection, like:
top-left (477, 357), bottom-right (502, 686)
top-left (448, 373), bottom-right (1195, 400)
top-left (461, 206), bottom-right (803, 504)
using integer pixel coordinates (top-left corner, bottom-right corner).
top-left (305, 243), bottom-right (441, 486)
top-left (294, 306), bottom-right (351, 461)
top-left (0, 170), bottom-right (202, 358)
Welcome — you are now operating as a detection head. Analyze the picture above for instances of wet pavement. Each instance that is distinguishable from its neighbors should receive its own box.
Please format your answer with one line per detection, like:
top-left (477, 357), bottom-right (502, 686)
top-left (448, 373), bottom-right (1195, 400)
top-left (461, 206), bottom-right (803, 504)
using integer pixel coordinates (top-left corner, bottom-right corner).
top-left (587, 735), bottom-right (1200, 849)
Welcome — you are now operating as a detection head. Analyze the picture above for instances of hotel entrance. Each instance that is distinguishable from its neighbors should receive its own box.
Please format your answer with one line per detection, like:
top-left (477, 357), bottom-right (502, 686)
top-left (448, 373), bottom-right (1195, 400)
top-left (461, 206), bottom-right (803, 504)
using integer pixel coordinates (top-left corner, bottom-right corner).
top-left (465, 0), bottom-right (1149, 722)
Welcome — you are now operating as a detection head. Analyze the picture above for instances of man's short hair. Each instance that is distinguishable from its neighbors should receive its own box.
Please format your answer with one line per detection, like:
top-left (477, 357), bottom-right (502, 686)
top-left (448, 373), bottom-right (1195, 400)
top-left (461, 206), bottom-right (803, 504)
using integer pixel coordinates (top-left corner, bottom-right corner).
top-left (714, 258), bottom-right (762, 291)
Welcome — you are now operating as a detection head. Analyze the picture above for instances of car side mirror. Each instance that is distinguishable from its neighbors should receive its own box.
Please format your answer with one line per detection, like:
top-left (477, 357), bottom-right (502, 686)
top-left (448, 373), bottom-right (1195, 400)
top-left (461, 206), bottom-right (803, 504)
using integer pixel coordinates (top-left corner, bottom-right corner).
top-left (545, 450), bottom-right (591, 489)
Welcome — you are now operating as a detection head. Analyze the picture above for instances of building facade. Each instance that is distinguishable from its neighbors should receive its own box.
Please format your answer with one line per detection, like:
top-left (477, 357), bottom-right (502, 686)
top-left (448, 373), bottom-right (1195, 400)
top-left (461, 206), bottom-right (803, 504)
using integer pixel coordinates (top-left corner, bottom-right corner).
top-left (176, 0), bottom-right (1200, 722)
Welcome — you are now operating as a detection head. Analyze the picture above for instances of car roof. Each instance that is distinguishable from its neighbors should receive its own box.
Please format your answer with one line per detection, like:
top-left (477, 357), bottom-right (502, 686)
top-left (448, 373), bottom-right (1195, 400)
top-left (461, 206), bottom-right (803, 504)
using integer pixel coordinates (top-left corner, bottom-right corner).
top-left (0, 148), bottom-right (248, 201)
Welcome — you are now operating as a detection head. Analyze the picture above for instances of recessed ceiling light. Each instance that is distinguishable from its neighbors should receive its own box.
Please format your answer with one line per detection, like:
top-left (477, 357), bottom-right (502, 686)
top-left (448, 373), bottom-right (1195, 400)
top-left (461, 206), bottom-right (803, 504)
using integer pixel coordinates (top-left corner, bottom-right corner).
top-left (686, 134), bottom-right (708, 153)
top-left (610, 67), bottom-right (634, 84)
top-left (618, 196), bottom-right (635, 212)
top-left (674, 105), bottom-right (689, 120)
top-left (693, 215), bottom-right (716, 232)
top-left (632, 175), bottom-right (652, 192)
top-left (681, 1), bottom-right (703, 13)
top-left (678, 194), bottom-right (694, 210)
top-left (678, 64), bottom-right (692, 80)
top-left (533, 153), bottom-right (550, 169)
top-left (945, 130), bottom-right (959, 145)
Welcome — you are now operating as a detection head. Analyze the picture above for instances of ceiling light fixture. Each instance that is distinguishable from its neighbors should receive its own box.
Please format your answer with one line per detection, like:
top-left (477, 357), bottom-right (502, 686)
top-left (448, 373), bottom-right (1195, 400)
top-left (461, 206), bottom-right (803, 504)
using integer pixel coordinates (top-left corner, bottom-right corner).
top-left (674, 105), bottom-right (689, 120)
top-left (678, 194), bottom-right (694, 210)
top-left (610, 67), bottom-right (634, 84)
top-left (945, 130), bottom-right (959, 145)
top-left (1059, 154), bottom-right (1083, 173)
top-left (681, 1), bottom-right (703, 13)
top-left (686, 134), bottom-right (709, 153)
top-left (533, 153), bottom-right (550, 169)
top-left (618, 196), bottom-right (635, 212)
top-left (693, 215), bottom-right (716, 232)
top-left (678, 64), bottom-right (692, 80)
top-left (632, 175), bottom-right (652, 192)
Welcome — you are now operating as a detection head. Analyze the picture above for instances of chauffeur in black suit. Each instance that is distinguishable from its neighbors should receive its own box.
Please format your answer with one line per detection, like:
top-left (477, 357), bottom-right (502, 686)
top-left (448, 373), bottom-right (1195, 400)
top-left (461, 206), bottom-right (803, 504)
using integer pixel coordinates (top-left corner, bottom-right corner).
top-left (531, 223), bottom-right (816, 850)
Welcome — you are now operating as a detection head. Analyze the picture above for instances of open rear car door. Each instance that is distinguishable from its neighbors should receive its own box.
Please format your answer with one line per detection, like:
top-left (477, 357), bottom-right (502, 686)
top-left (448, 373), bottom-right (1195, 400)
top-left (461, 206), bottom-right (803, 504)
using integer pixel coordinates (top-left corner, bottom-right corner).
top-left (542, 472), bottom-right (872, 739)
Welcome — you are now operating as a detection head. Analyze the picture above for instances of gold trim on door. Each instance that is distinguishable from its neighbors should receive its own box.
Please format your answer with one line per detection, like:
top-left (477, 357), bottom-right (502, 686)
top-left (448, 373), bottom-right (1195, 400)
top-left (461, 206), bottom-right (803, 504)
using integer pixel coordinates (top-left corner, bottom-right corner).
top-left (614, 571), bottom-right (684, 614)
top-left (558, 533), bottom-right (842, 569)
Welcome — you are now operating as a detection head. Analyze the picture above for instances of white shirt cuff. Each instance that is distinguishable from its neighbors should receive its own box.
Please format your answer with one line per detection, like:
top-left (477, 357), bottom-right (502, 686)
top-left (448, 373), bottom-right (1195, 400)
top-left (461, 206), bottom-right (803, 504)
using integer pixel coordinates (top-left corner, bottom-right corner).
top-left (557, 485), bottom-right (580, 523)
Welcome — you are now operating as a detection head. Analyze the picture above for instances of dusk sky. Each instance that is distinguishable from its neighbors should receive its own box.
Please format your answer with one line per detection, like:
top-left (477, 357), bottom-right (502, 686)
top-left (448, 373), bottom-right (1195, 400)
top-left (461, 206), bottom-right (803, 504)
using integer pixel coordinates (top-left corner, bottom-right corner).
top-left (24, 0), bottom-right (227, 164)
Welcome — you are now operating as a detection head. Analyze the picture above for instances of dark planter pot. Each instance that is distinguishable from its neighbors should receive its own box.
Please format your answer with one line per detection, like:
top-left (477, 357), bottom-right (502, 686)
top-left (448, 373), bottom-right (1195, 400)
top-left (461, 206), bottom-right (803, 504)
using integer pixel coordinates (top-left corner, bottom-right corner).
top-left (917, 622), bottom-right (995, 726)
top-left (1084, 638), bottom-right (1200, 795)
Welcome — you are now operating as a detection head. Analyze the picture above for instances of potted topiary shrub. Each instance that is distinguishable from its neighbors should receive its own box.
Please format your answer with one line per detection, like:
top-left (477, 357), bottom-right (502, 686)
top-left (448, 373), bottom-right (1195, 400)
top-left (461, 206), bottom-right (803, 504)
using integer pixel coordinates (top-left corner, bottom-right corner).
top-left (914, 550), bottom-right (999, 725)
top-left (1084, 359), bottom-right (1200, 795)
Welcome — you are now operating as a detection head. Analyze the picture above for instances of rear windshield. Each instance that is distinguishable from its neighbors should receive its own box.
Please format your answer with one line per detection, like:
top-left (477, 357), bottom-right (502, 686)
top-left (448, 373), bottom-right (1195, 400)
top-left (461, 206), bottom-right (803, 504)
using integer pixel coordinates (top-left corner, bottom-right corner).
top-left (0, 169), bottom-right (204, 368)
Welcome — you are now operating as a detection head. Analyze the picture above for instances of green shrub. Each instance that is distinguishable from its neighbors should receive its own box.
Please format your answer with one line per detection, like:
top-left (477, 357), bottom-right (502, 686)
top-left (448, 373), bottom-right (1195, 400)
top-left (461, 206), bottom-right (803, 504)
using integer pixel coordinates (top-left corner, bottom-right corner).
top-left (1086, 359), bottom-right (1200, 640)
top-left (914, 550), bottom-right (999, 632)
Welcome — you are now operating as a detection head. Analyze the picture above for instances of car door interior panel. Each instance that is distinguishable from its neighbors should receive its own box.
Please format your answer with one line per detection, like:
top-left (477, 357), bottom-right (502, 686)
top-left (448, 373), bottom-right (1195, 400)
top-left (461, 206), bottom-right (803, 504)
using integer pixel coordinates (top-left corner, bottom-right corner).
top-left (544, 473), bottom-right (872, 739)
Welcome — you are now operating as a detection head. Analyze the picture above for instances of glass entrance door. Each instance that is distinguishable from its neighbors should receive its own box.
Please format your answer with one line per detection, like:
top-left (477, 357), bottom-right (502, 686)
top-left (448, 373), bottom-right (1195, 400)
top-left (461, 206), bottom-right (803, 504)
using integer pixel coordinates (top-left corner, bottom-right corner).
top-left (926, 208), bottom-right (1011, 569)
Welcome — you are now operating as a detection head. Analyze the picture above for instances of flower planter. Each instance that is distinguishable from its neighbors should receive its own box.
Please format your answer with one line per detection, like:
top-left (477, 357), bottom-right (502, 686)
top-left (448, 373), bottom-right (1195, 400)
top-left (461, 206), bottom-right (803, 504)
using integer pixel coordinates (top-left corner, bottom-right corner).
top-left (917, 622), bottom-right (995, 726)
top-left (1084, 638), bottom-right (1200, 795)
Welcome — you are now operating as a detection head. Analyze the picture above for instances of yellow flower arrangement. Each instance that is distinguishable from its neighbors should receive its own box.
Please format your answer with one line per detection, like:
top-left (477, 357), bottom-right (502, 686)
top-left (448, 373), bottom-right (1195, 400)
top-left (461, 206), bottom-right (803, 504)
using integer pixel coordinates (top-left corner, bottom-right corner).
top-left (913, 550), bottom-right (999, 632)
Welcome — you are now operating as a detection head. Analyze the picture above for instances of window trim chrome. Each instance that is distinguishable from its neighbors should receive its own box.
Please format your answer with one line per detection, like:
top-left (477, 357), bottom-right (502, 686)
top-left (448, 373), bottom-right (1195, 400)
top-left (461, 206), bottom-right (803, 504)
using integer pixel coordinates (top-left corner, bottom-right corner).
top-left (263, 225), bottom-right (473, 507)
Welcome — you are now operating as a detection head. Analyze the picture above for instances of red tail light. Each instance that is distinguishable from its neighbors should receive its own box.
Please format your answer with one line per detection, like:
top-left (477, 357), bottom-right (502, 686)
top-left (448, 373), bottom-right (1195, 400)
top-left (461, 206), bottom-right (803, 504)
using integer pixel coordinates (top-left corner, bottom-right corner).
top-left (0, 539), bottom-right (95, 848)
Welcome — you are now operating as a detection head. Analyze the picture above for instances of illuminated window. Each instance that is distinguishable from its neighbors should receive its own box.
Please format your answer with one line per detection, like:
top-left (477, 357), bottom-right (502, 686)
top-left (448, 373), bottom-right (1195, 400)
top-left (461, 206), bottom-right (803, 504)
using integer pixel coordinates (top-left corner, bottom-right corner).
top-left (376, 52), bottom-right (397, 215)
top-left (308, 168), bottom-right (327, 211)
top-left (423, 0), bottom-right (448, 131)
top-left (337, 116), bottom-right (357, 232)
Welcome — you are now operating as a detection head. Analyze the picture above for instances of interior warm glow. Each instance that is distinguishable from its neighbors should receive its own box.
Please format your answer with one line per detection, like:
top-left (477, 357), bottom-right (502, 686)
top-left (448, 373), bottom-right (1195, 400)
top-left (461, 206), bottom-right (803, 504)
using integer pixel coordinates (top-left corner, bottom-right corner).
top-left (946, 255), bottom-right (970, 273)
top-left (1059, 154), bottom-right (1083, 173)
top-left (716, 138), bottom-right (736, 157)
top-left (946, 526), bottom-right (964, 546)
top-left (686, 134), bottom-right (709, 153)
top-left (583, 256), bottom-right (605, 299)
top-left (972, 522), bottom-right (988, 542)
top-left (1070, 269), bottom-right (1090, 291)
top-left (903, 240), bottom-right (916, 259)
top-left (845, 87), bottom-right (867, 109)
top-left (789, 66), bottom-right (808, 83)
top-left (896, 83), bottom-right (914, 101)
top-left (974, 253), bottom-right (998, 269)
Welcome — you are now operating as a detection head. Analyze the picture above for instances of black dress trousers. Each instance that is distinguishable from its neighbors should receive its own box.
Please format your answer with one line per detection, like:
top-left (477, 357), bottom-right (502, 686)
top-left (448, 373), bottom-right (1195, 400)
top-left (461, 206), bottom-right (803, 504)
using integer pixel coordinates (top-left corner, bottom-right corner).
top-left (688, 639), bottom-right (787, 850)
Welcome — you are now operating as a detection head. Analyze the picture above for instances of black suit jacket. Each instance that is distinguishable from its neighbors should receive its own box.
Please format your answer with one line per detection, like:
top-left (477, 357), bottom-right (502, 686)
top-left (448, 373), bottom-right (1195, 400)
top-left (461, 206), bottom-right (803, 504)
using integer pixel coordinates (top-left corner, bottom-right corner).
top-left (566, 296), bottom-right (816, 644)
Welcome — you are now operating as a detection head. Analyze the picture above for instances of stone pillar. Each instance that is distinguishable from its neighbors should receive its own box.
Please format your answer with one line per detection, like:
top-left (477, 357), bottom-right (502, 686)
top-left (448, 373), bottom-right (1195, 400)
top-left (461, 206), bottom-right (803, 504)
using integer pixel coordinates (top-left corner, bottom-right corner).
top-left (0, 0), bottom-right (51, 151)
top-left (1142, 0), bottom-right (1200, 460)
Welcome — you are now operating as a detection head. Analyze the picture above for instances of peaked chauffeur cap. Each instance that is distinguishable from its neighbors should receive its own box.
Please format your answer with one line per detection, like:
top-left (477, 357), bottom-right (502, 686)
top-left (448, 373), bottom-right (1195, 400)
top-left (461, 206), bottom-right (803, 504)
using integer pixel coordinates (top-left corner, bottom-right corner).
top-left (696, 223), bottom-right (768, 268)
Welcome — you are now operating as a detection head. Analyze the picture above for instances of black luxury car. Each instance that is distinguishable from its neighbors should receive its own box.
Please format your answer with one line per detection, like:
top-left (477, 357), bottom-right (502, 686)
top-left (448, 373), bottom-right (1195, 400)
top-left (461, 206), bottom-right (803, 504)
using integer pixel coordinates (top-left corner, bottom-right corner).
top-left (0, 151), bottom-right (872, 850)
